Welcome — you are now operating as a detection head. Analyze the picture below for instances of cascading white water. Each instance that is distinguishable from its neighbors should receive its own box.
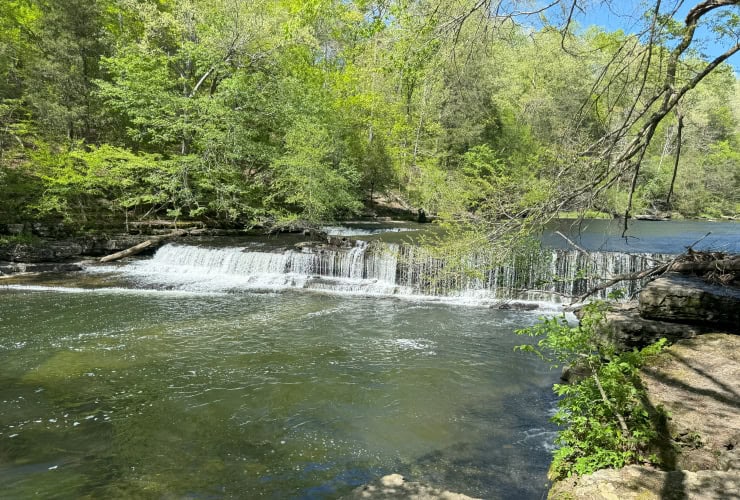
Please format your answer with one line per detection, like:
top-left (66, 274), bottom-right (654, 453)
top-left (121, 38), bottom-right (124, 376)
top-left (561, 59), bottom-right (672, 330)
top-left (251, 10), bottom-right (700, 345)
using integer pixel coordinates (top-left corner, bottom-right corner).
top-left (123, 241), bottom-right (410, 296)
top-left (121, 242), bottom-right (670, 302)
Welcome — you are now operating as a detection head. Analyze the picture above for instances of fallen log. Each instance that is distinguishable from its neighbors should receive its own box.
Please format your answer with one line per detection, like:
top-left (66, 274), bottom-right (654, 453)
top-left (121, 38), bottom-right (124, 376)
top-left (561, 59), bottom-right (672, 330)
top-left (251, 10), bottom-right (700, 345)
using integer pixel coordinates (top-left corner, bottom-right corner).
top-left (99, 229), bottom-right (187, 263)
top-left (668, 257), bottom-right (740, 273)
top-left (99, 240), bottom-right (153, 263)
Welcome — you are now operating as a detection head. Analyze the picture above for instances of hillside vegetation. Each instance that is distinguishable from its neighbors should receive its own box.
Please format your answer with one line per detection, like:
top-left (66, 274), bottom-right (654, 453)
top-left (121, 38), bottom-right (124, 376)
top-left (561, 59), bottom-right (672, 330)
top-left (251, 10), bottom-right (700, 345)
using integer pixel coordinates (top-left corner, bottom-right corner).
top-left (1, 1), bottom-right (738, 233)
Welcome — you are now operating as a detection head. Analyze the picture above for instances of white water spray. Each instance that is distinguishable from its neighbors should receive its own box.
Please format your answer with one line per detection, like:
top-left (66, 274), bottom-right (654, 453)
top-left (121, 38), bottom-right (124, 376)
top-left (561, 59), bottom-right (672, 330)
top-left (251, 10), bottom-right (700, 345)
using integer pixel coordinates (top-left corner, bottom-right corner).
top-left (113, 242), bottom-right (669, 304)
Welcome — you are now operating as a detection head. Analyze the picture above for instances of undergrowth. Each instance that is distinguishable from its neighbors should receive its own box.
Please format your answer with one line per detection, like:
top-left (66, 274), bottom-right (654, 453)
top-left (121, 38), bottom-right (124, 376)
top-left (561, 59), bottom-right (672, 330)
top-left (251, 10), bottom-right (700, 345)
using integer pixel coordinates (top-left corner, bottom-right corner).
top-left (0, 234), bottom-right (41, 245)
top-left (516, 301), bottom-right (667, 479)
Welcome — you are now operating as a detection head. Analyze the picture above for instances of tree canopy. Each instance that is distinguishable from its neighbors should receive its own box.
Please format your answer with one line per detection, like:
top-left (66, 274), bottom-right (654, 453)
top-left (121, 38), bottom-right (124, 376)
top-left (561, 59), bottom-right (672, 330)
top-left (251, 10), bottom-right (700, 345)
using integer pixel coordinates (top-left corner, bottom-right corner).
top-left (1, 0), bottom-right (738, 235)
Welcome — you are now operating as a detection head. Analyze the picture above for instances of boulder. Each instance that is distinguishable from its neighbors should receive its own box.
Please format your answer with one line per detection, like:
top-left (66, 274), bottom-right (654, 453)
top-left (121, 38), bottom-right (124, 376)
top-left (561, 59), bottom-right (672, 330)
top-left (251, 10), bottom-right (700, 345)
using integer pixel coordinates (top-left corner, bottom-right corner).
top-left (560, 363), bottom-right (592, 384)
top-left (345, 474), bottom-right (480, 500)
top-left (639, 273), bottom-right (740, 330)
top-left (594, 302), bottom-right (704, 350)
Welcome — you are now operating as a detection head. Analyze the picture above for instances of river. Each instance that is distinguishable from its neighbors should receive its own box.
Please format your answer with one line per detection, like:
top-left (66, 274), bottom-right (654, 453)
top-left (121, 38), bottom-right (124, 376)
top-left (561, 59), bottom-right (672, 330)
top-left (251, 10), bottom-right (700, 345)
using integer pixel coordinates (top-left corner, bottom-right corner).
top-left (0, 219), bottom-right (737, 498)
top-left (0, 288), bottom-right (556, 498)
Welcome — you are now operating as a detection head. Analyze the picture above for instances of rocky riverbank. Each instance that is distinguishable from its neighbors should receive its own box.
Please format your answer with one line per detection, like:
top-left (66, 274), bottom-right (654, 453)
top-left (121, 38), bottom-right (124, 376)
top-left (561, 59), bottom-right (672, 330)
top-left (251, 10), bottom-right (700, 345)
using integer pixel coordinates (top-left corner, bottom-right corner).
top-left (0, 221), bottom-right (305, 276)
top-left (0, 222), bottom-right (196, 267)
top-left (550, 333), bottom-right (739, 499)
top-left (550, 266), bottom-right (739, 499)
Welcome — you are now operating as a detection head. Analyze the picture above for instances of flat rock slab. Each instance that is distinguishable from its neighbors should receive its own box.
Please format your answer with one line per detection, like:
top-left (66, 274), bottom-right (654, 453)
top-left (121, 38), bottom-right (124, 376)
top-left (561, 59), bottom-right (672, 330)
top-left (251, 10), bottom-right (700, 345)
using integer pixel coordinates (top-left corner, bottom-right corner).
top-left (549, 466), bottom-right (739, 499)
top-left (639, 273), bottom-right (740, 329)
top-left (549, 334), bottom-right (740, 499)
top-left (345, 474), bottom-right (480, 500)
top-left (641, 334), bottom-right (740, 472)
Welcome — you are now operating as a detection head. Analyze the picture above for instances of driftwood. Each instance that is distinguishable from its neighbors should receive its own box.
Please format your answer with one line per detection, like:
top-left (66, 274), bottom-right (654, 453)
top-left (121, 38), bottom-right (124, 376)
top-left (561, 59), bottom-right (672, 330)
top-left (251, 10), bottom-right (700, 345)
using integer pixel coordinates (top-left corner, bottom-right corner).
top-left (100, 240), bottom-right (153, 263)
top-left (576, 260), bottom-right (676, 303)
top-left (99, 229), bottom-right (188, 263)
top-left (576, 252), bottom-right (739, 303)
top-left (668, 257), bottom-right (740, 273)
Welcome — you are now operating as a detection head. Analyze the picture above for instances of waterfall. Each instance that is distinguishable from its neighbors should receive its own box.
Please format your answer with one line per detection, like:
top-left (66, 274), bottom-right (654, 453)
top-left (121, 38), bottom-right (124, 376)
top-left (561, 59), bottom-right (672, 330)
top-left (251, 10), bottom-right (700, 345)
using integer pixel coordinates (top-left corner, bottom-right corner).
top-left (121, 242), bottom-right (670, 303)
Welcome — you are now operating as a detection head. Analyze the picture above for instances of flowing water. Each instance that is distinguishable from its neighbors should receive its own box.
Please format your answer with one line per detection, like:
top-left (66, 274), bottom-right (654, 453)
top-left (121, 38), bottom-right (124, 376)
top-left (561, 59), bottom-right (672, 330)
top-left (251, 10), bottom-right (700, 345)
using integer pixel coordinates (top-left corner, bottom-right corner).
top-left (109, 242), bottom-right (670, 302)
top-left (2, 220), bottom-right (736, 498)
top-left (0, 287), bottom-right (556, 499)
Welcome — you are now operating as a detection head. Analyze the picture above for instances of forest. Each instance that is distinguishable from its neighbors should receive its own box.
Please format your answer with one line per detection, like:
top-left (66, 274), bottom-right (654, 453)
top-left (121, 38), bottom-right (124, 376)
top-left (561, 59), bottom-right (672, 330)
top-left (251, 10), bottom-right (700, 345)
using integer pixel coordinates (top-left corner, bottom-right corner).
top-left (1, 0), bottom-right (739, 234)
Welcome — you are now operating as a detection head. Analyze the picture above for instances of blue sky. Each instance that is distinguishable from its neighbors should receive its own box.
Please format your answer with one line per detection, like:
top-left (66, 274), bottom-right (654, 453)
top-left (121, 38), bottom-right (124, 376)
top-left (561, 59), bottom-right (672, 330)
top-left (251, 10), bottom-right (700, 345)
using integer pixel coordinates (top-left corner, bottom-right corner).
top-left (573, 0), bottom-right (740, 73)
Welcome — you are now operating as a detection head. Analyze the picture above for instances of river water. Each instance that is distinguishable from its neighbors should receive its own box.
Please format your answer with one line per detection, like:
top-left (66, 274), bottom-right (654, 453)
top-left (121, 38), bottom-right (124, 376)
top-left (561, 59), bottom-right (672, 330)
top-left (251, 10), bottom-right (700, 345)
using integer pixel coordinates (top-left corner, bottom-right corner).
top-left (0, 288), bottom-right (556, 499)
top-left (1, 219), bottom-right (736, 498)
top-left (542, 219), bottom-right (740, 253)
top-left (324, 219), bottom-right (740, 253)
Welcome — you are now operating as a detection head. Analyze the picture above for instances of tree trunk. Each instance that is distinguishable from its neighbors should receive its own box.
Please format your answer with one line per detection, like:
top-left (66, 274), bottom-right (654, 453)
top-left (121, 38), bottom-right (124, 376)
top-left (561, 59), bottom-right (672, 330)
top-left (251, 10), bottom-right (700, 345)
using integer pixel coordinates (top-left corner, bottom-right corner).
top-left (99, 229), bottom-right (188, 263)
top-left (99, 240), bottom-right (153, 263)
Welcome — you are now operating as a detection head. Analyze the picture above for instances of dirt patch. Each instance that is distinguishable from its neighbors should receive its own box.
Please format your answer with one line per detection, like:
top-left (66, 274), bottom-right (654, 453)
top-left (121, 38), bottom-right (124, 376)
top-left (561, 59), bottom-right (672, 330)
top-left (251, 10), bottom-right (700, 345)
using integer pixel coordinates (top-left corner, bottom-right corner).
top-left (641, 333), bottom-right (740, 472)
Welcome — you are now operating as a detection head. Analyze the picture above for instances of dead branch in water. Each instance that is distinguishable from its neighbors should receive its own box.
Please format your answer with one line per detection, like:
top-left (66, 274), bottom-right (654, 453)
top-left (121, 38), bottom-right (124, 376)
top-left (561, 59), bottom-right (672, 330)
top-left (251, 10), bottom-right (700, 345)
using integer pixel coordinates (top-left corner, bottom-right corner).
top-left (99, 229), bottom-right (189, 263)
top-left (576, 252), bottom-right (738, 303)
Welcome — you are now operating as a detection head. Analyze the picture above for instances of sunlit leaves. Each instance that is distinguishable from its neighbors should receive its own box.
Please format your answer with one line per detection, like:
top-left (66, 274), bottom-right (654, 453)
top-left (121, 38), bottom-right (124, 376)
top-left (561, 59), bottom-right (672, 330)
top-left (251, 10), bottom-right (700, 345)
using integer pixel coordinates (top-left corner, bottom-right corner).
top-left (516, 304), bottom-right (667, 479)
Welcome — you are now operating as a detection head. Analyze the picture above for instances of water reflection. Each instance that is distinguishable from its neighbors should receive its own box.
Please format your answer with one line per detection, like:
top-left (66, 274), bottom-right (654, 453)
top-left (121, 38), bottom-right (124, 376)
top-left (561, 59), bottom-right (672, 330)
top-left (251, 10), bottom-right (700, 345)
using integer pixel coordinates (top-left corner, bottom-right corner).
top-left (543, 219), bottom-right (740, 253)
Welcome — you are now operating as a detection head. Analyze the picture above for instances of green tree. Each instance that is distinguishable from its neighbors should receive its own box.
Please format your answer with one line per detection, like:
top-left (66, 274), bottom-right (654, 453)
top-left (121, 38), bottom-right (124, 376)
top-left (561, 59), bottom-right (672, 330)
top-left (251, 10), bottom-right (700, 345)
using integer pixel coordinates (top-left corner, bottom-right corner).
top-left (269, 119), bottom-right (362, 223)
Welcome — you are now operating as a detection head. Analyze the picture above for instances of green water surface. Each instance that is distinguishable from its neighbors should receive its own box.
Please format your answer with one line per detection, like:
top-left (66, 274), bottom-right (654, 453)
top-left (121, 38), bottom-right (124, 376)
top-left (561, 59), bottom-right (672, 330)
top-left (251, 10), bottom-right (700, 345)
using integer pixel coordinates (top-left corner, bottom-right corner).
top-left (0, 286), bottom-right (557, 498)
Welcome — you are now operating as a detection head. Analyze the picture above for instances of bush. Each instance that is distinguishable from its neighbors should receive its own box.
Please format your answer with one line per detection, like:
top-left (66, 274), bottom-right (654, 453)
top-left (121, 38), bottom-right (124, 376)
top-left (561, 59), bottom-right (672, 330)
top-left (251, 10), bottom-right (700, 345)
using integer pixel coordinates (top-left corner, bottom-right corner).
top-left (516, 302), bottom-right (666, 479)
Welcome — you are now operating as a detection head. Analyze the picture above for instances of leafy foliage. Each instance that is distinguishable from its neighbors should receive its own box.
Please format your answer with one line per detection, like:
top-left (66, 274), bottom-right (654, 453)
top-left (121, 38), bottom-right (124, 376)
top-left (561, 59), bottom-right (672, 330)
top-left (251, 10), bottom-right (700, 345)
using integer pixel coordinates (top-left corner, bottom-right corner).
top-left (0, 1), bottom-right (738, 228)
top-left (516, 303), bottom-right (667, 479)
top-left (269, 119), bottom-right (362, 223)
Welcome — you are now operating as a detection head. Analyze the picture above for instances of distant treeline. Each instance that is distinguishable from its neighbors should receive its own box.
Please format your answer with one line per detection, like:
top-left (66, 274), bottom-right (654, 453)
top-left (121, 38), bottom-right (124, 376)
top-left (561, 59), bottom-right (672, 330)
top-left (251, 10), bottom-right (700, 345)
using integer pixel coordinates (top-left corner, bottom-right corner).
top-left (1, 0), bottom-right (738, 231)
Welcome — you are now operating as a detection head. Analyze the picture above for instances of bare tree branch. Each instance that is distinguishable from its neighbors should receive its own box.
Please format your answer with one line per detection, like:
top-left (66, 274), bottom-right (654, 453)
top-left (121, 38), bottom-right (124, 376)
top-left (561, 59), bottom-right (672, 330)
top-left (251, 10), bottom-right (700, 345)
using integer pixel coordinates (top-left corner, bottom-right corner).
top-left (666, 108), bottom-right (684, 209)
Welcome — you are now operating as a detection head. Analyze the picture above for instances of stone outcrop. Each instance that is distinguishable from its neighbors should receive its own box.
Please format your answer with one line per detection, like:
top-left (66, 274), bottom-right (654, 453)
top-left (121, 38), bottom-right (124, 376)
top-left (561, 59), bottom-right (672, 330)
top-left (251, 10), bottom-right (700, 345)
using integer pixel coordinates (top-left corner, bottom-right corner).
top-left (0, 241), bottom-right (85, 263)
top-left (346, 474), bottom-right (480, 500)
top-left (0, 262), bottom-right (82, 274)
top-left (0, 234), bottom-right (160, 276)
top-left (579, 268), bottom-right (740, 350)
top-left (594, 301), bottom-right (705, 349)
top-left (550, 334), bottom-right (740, 500)
top-left (549, 466), bottom-right (739, 500)
top-left (639, 273), bottom-right (740, 329)
top-left (0, 236), bottom-right (151, 264)
top-left (551, 261), bottom-right (740, 500)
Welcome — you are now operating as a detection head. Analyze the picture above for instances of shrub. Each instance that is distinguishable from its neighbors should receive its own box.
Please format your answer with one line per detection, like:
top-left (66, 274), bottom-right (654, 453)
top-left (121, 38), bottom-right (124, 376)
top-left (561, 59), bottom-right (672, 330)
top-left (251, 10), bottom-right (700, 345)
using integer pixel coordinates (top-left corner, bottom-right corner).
top-left (516, 302), bottom-right (666, 479)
